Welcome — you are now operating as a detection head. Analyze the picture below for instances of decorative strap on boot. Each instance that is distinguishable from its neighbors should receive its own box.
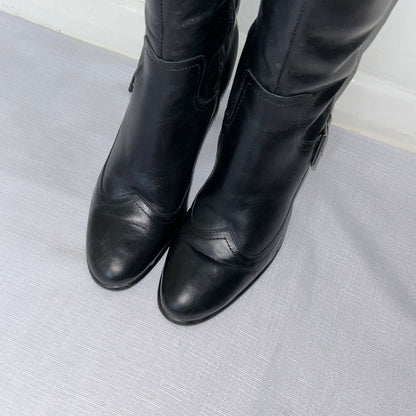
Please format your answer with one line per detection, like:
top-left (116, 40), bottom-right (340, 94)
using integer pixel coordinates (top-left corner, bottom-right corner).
top-left (310, 115), bottom-right (332, 168)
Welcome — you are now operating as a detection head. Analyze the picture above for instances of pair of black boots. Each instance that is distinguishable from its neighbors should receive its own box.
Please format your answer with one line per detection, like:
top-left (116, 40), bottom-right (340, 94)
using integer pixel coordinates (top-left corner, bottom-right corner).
top-left (87, 0), bottom-right (397, 324)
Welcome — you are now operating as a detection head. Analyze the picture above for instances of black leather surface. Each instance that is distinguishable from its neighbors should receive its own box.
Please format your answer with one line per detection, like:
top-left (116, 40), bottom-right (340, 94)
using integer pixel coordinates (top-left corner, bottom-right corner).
top-left (87, 0), bottom-right (239, 289)
top-left (159, 0), bottom-right (398, 324)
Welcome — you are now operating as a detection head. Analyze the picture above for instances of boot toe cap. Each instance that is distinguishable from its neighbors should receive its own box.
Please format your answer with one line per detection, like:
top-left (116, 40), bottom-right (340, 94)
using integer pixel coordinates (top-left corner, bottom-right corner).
top-left (87, 229), bottom-right (159, 290)
top-left (87, 203), bottom-right (172, 290)
top-left (159, 238), bottom-right (249, 324)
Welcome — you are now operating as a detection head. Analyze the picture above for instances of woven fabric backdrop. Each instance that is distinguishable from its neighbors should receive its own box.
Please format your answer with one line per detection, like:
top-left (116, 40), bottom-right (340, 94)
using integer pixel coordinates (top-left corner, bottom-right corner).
top-left (1, 12), bottom-right (415, 416)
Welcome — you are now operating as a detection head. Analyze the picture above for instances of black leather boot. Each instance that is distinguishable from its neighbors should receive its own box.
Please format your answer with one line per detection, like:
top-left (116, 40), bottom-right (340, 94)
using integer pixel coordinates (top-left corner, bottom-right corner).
top-left (159, 0), bottom-right (398, 323)
top-left (87, 0), bottom-right (239, 289)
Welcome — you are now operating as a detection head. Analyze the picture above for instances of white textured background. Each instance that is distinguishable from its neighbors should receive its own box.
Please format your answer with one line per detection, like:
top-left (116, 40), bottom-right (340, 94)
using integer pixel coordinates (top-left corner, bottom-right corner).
top-left (0, 0), bottom-right (415, 151)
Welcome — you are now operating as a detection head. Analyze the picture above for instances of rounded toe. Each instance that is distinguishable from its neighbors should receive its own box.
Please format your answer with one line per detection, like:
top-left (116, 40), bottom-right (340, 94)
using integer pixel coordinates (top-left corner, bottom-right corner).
top-left (159, 238), bottom-right (247, 324)
top-left (87, 248), bottom-right (143, 290)
top-left (87, 237), bottom-right (155, 290)
top-left (87, 208), bottom-right (168, 290)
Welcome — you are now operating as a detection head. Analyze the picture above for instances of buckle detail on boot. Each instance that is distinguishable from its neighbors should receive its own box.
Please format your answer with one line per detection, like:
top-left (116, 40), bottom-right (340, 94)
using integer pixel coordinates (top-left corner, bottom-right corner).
top-left (310, 117), bottom-right (331, 169)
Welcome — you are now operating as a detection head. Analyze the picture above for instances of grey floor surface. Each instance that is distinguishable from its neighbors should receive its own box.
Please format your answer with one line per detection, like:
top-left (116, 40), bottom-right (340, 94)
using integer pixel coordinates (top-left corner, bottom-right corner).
top-left (1, 12), bottom-right (416, 416)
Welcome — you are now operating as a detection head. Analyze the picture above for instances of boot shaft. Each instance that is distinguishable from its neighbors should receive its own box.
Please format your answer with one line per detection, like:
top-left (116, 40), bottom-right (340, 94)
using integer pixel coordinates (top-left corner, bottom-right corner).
top-left (101, 1), bottom-right (239, 211)
top-left (192, 0), bottom-right (399, 257)
top-left (247, 0), bottom-right (398, 96)
top-left (145, 0), bottom-right (237, 60)
top-left (226, 0), bottom-right (398, 146)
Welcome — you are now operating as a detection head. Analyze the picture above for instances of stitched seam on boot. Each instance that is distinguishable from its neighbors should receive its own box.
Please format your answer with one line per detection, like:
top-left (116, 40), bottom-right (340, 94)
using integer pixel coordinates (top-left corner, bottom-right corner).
top-left (196, 7), bottom-right (237, 106)
top-left (186, 222), bottom-right (286, 265)
top-left (133, 200), bottom-right (182, 224)
top-left (274, 0), bottom-right (309, 94)
top-left (225, 70), bottom-right (311, 126)
top-left (160, 0), bottom-right (164, 58)
top-left (224, 70), bottom-right (249, 123)
top-left (180, 238), bottom-right (249, 270)
top-left (187, 207), bottom-right (291, 264)
top-left (144, 38), bottom-right (215, 112)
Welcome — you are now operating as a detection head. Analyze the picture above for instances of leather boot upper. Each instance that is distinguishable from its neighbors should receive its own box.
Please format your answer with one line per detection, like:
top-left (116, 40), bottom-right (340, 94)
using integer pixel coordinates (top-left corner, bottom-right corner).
top-left (159, 0), bottom-right (398, 323)
top-left (87, 0), bottom-right (239, 289)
